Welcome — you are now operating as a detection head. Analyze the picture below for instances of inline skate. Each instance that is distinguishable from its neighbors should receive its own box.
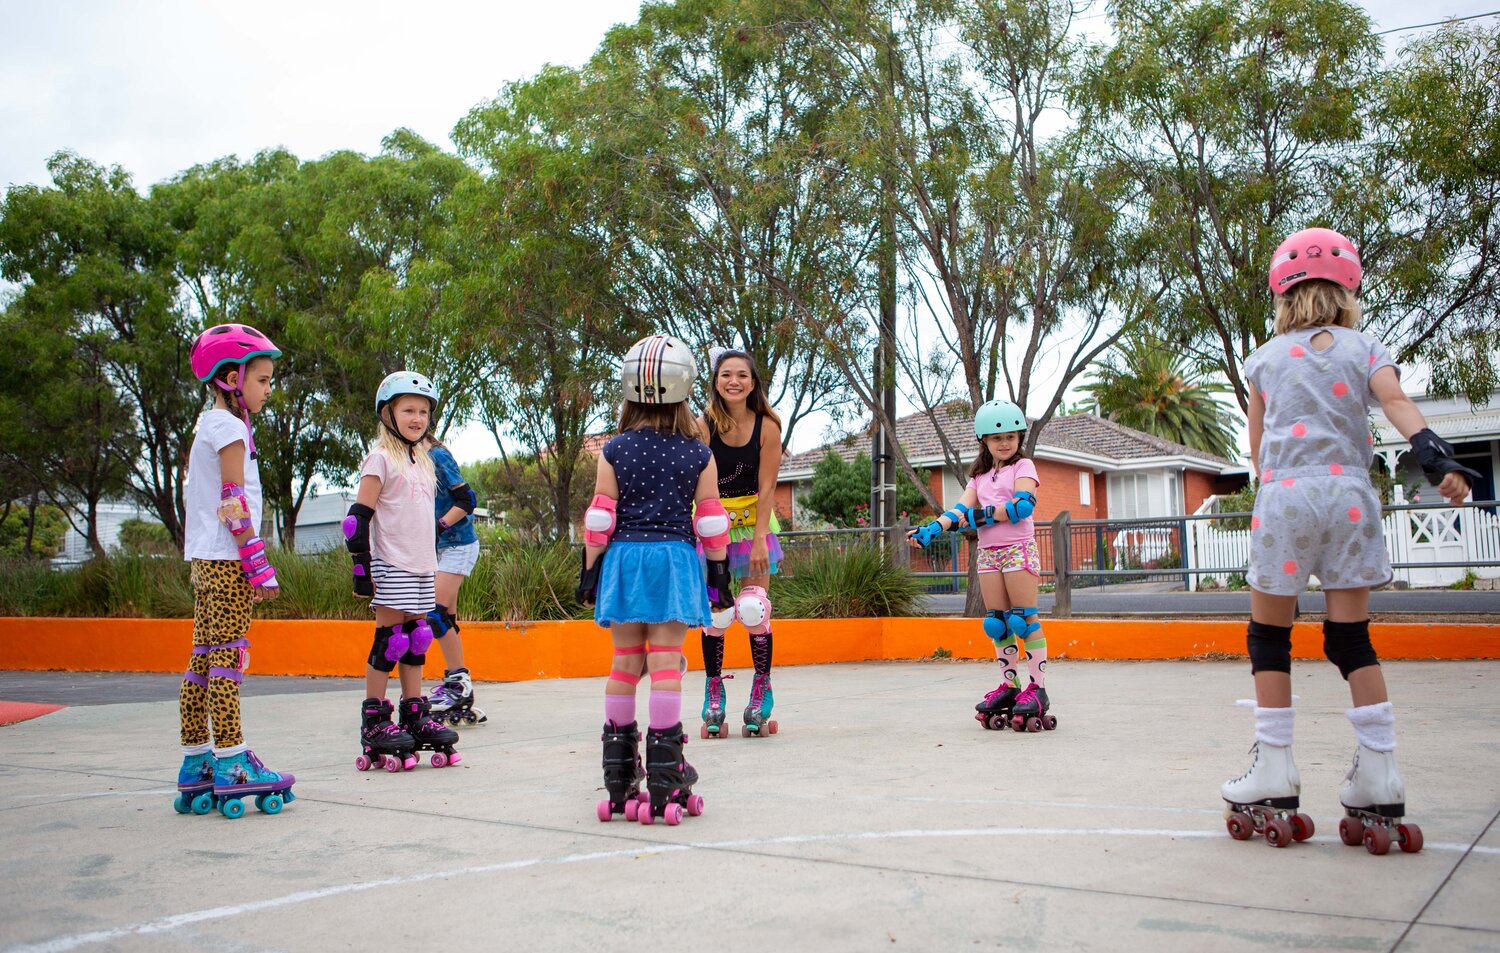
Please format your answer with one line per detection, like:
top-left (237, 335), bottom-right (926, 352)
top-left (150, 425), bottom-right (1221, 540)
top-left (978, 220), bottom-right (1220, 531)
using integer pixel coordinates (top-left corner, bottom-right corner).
top-left (428, 668), bottom-right (488, 727)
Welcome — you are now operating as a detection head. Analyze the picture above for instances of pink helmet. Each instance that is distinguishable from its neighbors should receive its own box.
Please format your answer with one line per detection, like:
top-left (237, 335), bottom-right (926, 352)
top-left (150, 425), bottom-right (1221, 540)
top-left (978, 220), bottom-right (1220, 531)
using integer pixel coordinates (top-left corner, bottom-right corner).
top-left (190, 324), bottom-right (281, 382)
top-left (1268, 227), bottom-right (1362, 295)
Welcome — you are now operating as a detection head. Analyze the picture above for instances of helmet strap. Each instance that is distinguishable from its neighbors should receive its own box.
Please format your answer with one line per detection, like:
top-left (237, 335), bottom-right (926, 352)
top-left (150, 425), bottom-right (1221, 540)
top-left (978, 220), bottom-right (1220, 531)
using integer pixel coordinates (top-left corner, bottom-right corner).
top-left (213, 371), bottom-right (258, 460)
top-left (380, 405), bottom-right (422, 463)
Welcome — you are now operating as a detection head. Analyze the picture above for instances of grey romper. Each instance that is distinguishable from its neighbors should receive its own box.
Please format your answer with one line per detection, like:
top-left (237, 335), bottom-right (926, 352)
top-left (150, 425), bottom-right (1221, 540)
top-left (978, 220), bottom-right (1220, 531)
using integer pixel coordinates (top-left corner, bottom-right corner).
top-left (1243, 326), bottom-right (1396, 596)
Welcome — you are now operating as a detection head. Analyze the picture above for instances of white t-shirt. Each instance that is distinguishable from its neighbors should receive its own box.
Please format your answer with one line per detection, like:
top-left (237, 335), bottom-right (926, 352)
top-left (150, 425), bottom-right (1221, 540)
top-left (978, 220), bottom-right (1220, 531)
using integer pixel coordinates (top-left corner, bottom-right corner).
top-left (183, 409), bottom-right (262, 561)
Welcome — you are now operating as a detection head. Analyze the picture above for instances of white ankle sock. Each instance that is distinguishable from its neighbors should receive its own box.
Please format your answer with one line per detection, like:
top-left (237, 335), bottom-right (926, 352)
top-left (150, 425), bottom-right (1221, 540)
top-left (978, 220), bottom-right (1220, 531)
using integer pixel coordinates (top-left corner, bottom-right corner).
top-left (1254, 706), bottom-right (1295, 747)
top-left (180, 742), bottom-right (211, 756)
top-left (1346, 701), bottom-right (1396, 752)
top-left (213, 742), bottom-right (248, 758)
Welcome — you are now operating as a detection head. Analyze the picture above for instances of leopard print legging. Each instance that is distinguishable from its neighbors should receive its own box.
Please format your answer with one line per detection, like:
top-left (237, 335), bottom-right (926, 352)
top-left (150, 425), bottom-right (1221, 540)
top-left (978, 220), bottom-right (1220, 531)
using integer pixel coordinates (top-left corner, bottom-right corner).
top-left (179, 560), bottom-right (252, 747)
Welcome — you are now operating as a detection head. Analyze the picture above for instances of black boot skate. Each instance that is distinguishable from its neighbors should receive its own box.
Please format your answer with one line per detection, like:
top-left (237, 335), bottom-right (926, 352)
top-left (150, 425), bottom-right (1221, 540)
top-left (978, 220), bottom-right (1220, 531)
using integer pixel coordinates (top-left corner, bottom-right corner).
top-left (596, 721), bottom-right (646, 822)
top-left (639, 723), bottom-right (704, 826)
top-left (1009, 682), bottom-right (1057, 732)
top-left (974, 681), bottom-right (1022, 731)
top-left (357, 697), bottom-right (417, 773)
top-left (398, 696), bottom-right (462, 768)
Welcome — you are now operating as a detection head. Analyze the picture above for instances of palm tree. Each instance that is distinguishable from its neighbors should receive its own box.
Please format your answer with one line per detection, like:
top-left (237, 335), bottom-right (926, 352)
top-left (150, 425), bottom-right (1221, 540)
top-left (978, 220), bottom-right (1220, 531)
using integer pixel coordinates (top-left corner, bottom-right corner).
top-left (1080, 337), bottom-right (1240, 460)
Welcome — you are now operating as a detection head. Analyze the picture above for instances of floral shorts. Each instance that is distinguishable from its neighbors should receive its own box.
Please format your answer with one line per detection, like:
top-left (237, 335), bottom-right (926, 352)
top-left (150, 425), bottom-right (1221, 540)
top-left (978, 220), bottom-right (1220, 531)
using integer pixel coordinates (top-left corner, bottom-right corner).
top-left (978, 539), bottom-right (1041, 576)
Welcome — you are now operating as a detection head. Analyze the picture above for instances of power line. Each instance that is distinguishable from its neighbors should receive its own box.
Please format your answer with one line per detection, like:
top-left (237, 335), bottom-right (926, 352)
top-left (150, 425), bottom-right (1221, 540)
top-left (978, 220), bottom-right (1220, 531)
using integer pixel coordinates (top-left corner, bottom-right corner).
top-left (1374, 9), bottom-right (1500, 36)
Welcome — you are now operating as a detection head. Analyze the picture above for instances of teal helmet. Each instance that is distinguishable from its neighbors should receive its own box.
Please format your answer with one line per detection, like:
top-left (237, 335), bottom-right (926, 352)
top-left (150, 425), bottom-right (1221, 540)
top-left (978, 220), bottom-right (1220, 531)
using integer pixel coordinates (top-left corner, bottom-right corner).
top-left (974, 399), bottom-right (1026, 438)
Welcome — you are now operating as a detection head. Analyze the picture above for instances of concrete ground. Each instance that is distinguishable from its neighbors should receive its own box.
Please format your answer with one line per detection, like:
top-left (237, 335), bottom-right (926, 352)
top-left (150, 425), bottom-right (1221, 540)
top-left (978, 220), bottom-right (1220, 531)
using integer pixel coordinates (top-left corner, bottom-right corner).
top-left (1, 661), bottom-right (1497, 953)
top-left (925, 587), bottom-right (1500, 616)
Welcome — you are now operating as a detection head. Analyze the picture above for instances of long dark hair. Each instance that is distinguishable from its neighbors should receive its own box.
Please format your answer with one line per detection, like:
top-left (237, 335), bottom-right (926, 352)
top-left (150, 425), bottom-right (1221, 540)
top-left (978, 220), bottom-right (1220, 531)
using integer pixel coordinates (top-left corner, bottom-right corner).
top-left (706, 350), bottom-right (783, 437)
top-left (968, 432), bottom-right (1027, 480)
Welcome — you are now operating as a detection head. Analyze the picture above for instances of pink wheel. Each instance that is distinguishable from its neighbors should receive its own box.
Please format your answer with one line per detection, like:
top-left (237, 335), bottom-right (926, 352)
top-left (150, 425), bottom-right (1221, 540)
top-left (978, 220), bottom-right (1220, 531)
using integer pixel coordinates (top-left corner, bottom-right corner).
top-left (768, 721), bottom-right (778, 735)
top-left (1363, 824), bottom-right (1391, 855)
top-left (384, 756), bottom-right (402, 773)
top-left (639, 806), bottom-right (655, 826)
top-left (1010, 715), bottom-right (1026, 731)
top-left (664, 803), bottom-right (684, 826)
top-left (355, 755), bottom-right (372, 772)
top-left (1339, 816), bottom-right (1364, 846)
top-left (1226, 812), bottom-right (1254, 841)
top-left (431, 752), bottom-right (448, 768)
top-left (1025, 717), bottom-right (1042, 733)
top-left (700, 723), bottom-right (711, 739)
top-left (1290, 814), bottom-right (1315, 841)
top-left (1397, 823), bottom-right (1423, 853)
top-left (402, 754), bottom-right (418, 771)
top-left (1264, 818), bottom-right (1292, 848)
top-left (1042, 715), bottom-right (1057, 731)
top-left (686, 794), bottom-right (705, 816)
top-left (448, 752), bottom-right (462, 766)
top-left (624, 798), bottom-right (640, 822)
top-left (597, 799), bottom-right (613, 822)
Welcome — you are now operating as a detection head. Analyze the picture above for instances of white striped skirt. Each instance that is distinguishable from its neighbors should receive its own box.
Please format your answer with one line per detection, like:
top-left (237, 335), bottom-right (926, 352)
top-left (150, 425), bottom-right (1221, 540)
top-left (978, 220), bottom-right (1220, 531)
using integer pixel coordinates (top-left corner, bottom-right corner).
top-left (370, 558), bottom-right (436, 614)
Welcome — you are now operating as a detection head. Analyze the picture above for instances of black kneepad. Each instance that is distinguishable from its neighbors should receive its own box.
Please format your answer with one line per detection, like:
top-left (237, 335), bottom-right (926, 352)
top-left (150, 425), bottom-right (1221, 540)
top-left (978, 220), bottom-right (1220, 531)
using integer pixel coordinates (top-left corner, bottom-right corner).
top-left (368, 625), bottom-right (398, 673)
top-left (1323, 619), bottom-right (1378, 680)
top-left (1246, 620), bottom-right (1293, 674)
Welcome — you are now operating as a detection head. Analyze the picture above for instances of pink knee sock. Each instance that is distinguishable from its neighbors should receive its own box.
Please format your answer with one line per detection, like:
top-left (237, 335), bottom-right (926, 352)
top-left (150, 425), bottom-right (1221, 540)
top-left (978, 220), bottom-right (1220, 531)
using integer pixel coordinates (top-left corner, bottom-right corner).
top-left (649, 688), bottom-right (681, 729)
top-left (604, 693), bottom-right (636, 727)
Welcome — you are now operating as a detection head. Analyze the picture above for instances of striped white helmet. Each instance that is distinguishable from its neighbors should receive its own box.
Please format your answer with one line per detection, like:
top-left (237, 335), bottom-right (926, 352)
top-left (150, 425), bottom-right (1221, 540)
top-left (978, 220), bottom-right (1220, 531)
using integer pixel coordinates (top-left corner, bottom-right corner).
top-left (621, 334), bottom-right (696, 404)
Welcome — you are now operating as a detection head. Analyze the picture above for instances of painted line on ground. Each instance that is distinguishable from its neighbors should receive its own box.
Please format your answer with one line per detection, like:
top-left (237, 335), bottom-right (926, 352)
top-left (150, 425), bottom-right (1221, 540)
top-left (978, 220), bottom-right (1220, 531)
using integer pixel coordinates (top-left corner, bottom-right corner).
top-left (6, 825), bottom-right (1496, 953)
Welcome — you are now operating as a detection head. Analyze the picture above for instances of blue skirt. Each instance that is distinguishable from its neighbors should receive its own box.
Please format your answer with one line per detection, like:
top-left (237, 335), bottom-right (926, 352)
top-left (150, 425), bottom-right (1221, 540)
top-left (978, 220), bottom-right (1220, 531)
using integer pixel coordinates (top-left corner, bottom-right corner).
top-left (594, 540), bottom-right (712, 628)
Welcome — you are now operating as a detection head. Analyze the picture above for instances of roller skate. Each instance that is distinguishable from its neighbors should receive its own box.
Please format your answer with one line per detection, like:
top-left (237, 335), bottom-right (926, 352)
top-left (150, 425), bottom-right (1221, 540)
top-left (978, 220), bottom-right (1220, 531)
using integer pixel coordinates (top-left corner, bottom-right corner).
top-left (398, 696), bottom-right (462, 768)
top-left (639, 723), bottom-right (704, 826)
top-left (357, 696), bottom-right (417, 773)
top-left (173, 747), bottom-right (217, 815)
top-left (974, 681), bottom-right (1021, 731)
top-left (1220, 742), bottom-right (1314, 848)
top-left (212, 746), bottom-right (296, 819)
top-left (596, 721), bottom-right (647, 822)
top-left (1338, 745), bottom-right (1421, 854)
top-left (1008, 682), bottom-right (1057, 732)
top-left (741, 672), bottom-right (778, 737)
top-left (428, 668), bottom-right (488, 727)
top-left (700, 674), bottom-right (732, 739)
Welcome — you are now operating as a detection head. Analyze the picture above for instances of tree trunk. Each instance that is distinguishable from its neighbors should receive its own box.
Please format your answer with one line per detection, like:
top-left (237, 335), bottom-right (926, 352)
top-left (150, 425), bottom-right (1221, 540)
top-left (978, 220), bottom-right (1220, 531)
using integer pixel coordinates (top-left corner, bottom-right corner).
top-left (85, 495), bottom-right (106, 559)
top-left (24, 491), bottom-right (39, 557)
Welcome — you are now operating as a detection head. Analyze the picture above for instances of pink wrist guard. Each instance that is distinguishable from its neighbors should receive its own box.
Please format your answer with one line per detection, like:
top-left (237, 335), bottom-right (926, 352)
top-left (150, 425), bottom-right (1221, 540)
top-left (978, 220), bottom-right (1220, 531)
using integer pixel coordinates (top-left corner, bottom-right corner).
top-left (237, 535), bottom-right (277, 588)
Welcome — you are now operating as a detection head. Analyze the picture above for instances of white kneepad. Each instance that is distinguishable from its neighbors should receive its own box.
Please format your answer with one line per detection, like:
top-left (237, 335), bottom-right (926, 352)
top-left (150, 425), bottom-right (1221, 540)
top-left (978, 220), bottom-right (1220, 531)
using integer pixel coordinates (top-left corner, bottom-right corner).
top-left (735, 587), bottom-right (772, 631)
top-left (709, 605), bottom-right (736, 631)
top-left (695, 512), bottom-right (730, 540)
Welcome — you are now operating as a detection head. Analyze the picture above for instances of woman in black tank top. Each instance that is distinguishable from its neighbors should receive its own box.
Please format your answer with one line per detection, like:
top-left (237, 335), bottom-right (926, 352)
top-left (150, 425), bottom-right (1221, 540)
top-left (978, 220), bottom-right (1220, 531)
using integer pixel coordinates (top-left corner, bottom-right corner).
top-left (696, 348), bottom-right (785, 738)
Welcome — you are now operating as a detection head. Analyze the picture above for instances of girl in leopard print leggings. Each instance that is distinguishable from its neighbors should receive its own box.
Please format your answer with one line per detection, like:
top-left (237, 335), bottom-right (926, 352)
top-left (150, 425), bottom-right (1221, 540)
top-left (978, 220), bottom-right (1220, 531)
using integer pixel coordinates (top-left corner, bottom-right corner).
top-left (176, 324), bottom-right (295, 816)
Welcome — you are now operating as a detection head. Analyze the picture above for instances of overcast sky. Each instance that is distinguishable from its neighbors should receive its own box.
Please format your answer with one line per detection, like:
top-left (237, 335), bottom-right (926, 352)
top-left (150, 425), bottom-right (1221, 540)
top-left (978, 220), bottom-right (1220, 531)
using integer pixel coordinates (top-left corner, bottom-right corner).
top-left (2, 1), bottom-right (1491, 461)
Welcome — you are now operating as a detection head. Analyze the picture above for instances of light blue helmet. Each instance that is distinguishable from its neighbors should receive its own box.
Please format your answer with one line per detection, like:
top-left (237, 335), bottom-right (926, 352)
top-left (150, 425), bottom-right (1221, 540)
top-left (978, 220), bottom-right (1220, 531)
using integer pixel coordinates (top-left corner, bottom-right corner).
top-left (375, 371), bottom-right (438, 415)
top-left (974, 399), bottom-right (1026, 438)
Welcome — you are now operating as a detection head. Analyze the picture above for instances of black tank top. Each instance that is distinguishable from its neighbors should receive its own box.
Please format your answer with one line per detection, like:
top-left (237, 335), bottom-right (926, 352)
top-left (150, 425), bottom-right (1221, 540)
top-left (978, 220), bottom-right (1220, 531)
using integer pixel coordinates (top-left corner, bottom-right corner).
top-left (709, 413), bottom-right (762, 497)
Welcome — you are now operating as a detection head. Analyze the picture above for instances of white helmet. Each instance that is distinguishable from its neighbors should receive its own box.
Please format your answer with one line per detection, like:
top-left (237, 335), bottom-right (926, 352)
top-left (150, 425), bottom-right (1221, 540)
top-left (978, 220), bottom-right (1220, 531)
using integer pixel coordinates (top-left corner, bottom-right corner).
top-left (375, 371), bottom-right (438, 414)
top-left (621, 334), bottom-right (696, 404)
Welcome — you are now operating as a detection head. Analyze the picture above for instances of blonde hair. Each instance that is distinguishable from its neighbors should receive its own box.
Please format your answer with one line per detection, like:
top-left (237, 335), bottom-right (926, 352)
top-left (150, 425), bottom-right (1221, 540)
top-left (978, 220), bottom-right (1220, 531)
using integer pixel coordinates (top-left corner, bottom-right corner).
top-left (618, 400), bottom-right (700, 440)
top-left (1274, 280), bottom-right (1362, 335)
top-left (371, 411), bottom-right (435, 486)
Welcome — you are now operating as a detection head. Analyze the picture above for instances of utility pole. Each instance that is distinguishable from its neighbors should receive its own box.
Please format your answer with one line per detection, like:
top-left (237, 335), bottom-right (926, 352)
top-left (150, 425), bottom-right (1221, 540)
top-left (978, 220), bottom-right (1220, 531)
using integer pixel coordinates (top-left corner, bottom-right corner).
top-left (871, 15), bottom-right (898, 542)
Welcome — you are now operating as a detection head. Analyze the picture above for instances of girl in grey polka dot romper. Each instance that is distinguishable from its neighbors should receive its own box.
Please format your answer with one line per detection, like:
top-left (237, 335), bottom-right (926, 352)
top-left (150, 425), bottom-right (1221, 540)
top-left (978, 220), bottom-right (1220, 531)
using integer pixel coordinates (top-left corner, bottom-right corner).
top-left (1221, 227), bottom-right (1477, 854)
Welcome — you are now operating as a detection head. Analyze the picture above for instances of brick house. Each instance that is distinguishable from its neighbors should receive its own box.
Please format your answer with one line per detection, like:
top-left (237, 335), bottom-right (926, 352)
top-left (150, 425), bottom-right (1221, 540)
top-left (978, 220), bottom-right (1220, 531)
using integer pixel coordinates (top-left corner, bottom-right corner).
top-left (777, 406), bottom-right (1248, 527)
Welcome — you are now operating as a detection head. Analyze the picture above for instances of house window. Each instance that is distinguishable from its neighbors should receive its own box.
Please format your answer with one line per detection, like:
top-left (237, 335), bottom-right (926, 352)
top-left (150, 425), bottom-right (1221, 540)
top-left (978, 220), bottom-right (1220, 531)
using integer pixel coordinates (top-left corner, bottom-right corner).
top-left (1079, 471), bottom-right (1091, 507)
top-left (1108, 471), bottom-right (1182, 519)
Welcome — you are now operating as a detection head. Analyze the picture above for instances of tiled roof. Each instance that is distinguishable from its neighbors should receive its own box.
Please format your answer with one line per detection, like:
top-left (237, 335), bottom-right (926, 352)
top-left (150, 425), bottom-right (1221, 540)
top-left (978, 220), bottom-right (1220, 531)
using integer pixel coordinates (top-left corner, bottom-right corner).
top-left (783, 406), bottom-right (1232, 475)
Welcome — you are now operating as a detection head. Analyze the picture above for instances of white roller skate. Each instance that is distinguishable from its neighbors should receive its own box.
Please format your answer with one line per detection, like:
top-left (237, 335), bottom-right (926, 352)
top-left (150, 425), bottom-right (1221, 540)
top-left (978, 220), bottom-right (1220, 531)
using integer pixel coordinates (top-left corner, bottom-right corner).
top-left (1338, 745), bottom-right (1421, 854)
top-left (428, 668), bottom-right (487, 727)
top-left (1221, 742), bottom-right (1314, 848)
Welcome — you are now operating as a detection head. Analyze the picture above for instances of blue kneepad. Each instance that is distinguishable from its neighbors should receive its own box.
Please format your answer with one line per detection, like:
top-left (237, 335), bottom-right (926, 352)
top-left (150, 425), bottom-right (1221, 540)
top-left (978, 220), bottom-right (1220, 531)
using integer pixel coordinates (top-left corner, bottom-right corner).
top-left (1007, 608), bottom-right (1039, 637)
top-left (983, 610), bottom-right (1009, 643)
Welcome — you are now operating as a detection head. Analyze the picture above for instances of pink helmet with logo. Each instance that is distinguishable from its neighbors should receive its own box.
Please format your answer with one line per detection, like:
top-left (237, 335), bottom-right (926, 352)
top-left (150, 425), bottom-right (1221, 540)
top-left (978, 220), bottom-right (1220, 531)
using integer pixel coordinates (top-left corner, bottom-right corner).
top-left (1268, 227), bottom-right (1362, 295)
top-left (189, 324), bottom-right (282, 382)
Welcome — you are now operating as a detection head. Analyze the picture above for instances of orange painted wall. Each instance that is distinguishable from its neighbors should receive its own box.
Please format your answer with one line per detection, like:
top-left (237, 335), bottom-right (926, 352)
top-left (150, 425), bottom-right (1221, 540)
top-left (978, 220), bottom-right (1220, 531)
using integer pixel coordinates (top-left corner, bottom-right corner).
top-left (2, 616), bottom-right (1494, 680)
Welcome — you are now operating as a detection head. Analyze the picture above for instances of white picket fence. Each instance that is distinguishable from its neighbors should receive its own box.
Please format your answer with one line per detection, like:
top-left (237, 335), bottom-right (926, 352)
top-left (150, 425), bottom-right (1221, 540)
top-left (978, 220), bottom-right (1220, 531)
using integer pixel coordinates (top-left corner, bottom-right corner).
top-left (1185, 493), bottom-right (1500, 590)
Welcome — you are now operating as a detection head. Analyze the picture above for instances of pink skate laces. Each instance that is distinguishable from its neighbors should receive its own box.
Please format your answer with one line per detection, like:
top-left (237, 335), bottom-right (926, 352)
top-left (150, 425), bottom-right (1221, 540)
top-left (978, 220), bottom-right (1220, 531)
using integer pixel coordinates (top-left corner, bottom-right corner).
top-left (982, 683), bottom-right (1013, 704)
top-left (1014, 684), bottom-right (1037, 705)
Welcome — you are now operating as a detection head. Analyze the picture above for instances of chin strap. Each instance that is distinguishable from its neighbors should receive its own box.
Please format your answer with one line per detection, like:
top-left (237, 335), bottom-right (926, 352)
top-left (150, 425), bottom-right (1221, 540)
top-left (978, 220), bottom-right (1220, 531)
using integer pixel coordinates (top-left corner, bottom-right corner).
top-left (380, 406), bottom-right (423, 463)
top-left (214, 377), bottom-right (258, 460)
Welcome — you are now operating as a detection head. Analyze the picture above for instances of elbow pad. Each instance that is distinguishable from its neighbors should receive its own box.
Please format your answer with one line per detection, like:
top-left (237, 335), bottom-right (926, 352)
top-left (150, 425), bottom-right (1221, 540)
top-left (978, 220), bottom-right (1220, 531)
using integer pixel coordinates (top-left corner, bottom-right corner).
top-left (694, 499), bottom-right (732, 549)
top-left (219, 483), bottom-right (253, 536)
top-left (1004, 491), bottom-right (1037, 523)
top-left (450, 482), bottom-right (477, 515)
top-left (343, 503), bottom-right (374, 554)
top-left (584, 494), bottom-right (617, 547)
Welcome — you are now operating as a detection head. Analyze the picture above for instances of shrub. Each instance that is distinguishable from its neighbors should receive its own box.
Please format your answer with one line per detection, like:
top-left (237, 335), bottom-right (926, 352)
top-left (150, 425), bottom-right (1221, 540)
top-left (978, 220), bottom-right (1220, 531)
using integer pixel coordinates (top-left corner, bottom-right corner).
top-left (773, 543), bottom-right (927, 618)
top-left (460, 541), bottom-right (590, 622)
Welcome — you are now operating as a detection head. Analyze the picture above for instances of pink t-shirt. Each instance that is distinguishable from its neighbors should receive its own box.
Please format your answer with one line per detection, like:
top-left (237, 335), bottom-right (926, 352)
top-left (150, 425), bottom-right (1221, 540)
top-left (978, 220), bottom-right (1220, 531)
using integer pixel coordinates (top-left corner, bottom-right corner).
top-left (967, 458), bottom-right (1041, 548)
top-left (360, 448), bottom-right (438, 574)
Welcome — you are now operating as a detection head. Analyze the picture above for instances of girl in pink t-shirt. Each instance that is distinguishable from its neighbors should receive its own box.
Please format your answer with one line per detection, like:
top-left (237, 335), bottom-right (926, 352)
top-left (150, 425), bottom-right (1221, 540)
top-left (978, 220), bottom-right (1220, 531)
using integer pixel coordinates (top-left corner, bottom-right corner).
top-left (908, 399), bottom-right (1054, 732)
top-left (343, 371), bottom-right (459, 772)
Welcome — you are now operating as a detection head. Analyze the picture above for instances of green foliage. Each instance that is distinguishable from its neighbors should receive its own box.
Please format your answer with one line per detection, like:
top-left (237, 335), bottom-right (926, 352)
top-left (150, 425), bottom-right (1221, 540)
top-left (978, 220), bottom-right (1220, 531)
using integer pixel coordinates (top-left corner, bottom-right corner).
top-left (773, 543), bottom-right (927, 619)
top-left (1449, 569), bottom-right (1477, 591)
top-left (1216, 484), bottom-right (1259, 532)
top-left (1081, 337), bottom-right (1239, 460)
top-left (802, 451), bottom-right (927, 528)
top-left (0, 502), bottom-right (68, 558)
top-left (462, 455), bottom-right (592, 542)
top-left (458, 541), bottom-right (590, 623)
top-left (116, 519), bottom-right (174, 558)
